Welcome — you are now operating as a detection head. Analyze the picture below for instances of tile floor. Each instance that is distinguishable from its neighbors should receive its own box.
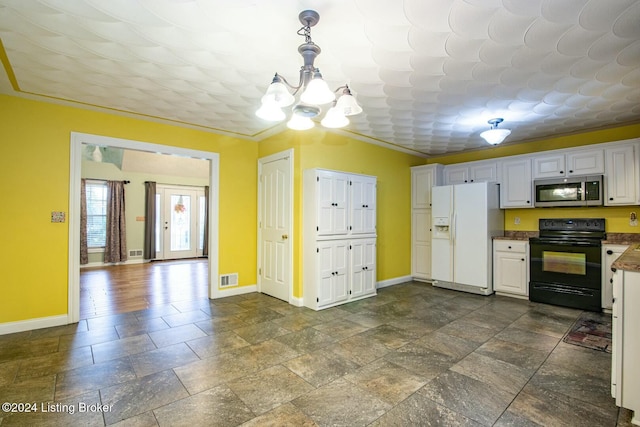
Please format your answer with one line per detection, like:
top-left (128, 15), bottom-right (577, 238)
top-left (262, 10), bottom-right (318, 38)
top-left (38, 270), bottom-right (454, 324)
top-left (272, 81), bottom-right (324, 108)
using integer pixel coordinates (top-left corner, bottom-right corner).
top-left (0, 281), bottom-right (635, 426)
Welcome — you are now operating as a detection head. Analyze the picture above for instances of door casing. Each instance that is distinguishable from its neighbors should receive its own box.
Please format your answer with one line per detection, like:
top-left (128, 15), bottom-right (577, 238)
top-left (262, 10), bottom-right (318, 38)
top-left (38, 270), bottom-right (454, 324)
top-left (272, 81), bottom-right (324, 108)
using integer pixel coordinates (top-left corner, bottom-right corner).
top-left (68, 132), bottom-right (220, 323)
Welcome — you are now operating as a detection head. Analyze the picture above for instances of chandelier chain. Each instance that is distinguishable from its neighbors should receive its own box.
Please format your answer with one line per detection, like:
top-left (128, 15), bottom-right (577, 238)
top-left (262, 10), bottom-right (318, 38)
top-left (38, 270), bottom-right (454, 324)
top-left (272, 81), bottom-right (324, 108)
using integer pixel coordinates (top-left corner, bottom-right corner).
top-left (297, 24), bottom-right (314, 44)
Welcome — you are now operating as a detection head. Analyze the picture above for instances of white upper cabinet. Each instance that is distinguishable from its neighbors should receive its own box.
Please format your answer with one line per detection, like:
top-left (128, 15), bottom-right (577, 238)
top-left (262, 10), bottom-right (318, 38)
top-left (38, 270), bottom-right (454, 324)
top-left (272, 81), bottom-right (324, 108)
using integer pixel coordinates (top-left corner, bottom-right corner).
top-left (444, 161), bottom-right (497, 185)
top-left (500, 158), bottom-right (533, 208)
top-left (411, 164), bottom-right (443, 208)
top-left (316, 170), bottom-right (350, 236)
top-left (605, 144), bottom-right (639, 206)
top-left (533, 149), bottom-right (604, 179)
top-left (350, 174), bottom-right (377, 234)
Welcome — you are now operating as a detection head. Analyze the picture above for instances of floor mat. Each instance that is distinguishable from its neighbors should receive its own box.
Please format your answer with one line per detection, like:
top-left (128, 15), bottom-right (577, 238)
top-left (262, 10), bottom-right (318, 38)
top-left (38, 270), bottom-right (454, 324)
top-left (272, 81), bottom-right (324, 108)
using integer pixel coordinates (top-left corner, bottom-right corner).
top-left (563, 311), bottom-right (612, 353)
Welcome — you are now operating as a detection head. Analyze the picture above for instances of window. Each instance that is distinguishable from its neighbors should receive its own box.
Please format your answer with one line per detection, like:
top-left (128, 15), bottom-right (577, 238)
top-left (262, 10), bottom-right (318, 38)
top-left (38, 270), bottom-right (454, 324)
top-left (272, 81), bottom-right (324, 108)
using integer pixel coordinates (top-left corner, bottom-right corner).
top-left (86, 181), bottom-right (107, 248)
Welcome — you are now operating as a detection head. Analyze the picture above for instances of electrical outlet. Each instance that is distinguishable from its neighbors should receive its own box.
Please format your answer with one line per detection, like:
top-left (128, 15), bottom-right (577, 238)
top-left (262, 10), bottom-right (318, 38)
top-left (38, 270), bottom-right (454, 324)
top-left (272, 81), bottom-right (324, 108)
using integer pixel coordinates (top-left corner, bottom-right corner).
top-left (630, 212), bottom-right (638, 227)
top-left (51, 211), bottom-right (66, 223)
top-left (514, 217), bottom-right (521, 225)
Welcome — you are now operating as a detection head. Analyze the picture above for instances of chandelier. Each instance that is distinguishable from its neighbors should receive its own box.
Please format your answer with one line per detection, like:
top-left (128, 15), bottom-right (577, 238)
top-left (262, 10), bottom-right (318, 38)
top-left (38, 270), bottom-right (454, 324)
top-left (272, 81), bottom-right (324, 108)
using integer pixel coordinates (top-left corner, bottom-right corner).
top-left (255, 10), bottom-right (362, 130)
top-left (480, 118), bottom-right (511, 145)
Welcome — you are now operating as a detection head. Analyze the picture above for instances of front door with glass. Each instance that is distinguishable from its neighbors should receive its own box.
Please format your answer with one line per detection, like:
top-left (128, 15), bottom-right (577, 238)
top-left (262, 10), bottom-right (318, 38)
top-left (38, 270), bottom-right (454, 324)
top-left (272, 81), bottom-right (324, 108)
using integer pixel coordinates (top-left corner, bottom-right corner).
top-left (157, 186), bottom-right (205, 260)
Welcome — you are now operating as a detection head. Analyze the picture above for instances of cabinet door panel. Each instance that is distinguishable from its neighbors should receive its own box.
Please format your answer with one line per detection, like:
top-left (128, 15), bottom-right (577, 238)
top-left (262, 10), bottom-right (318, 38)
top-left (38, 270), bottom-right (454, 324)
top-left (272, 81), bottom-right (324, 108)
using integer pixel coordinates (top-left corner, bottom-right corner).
top-left (351, 176), bottom-right (376, 234)
top-left (567, 149), bottom-right (603, 175)
top-left (444, 166), bottom-right (469, 185)
top-left (533, 154), bottom-right (565, 178)
top-left (470, 163), bottom-right (497, 182)
top-left (494, 254), bottom-right (527, 295)
top-left (318, 244), bottom-right (335, 306)
top-left (412, 168), bottom-right (434, 208)
top-left (316, 171), bottom-right (349, 235)
top-left (501, 159), bottom-right (533, 208)
top-left (333, 241), bottom-right (349, 303)
top-left (605, 145), bottom-right (637, 205)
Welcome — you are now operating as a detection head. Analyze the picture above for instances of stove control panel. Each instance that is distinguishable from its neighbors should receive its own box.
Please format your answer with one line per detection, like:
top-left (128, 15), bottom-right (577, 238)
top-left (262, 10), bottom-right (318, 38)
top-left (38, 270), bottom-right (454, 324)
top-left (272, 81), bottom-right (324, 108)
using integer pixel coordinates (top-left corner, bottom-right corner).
top-left (539, 218), bottom-right (605, 232)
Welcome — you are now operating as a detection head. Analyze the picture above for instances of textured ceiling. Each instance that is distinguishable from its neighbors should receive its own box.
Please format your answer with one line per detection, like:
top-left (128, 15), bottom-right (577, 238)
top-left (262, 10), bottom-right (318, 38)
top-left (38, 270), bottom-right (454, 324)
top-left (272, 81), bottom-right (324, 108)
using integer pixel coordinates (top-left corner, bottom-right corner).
top-left (0, 0), bottom-right (639, 157)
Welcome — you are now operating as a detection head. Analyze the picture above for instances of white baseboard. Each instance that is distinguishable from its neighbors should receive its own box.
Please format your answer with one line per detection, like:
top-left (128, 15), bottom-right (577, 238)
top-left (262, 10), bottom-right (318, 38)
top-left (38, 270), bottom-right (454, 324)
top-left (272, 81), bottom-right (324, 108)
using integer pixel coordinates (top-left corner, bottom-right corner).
top-left (377, 275), bottom-right (413, 289)
top-left (215, 284), bottom-right (257, 298)
top-left (80, 259), bottom-right (147, 269)
top-left (0, 315), bottom-right (70, 336)
top-left (290, 296), bottom-right (304, 307)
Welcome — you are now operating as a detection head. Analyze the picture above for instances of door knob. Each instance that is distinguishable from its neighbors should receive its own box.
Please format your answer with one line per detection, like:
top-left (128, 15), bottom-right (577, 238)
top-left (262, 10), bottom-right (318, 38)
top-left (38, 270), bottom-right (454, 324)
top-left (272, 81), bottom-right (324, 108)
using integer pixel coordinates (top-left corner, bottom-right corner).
top-left (282, 234), bottom-right (288, 240)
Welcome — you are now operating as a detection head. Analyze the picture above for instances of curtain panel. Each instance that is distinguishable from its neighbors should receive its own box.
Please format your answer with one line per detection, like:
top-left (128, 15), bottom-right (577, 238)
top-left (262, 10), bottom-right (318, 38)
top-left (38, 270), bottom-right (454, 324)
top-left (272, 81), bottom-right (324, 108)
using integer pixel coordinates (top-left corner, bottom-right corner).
top-left (104, 180), bottom-right (127, 263)
top-left (143, 181), bottom-right (157, 260)
top-left (80, 178), bottom-right (88, 264)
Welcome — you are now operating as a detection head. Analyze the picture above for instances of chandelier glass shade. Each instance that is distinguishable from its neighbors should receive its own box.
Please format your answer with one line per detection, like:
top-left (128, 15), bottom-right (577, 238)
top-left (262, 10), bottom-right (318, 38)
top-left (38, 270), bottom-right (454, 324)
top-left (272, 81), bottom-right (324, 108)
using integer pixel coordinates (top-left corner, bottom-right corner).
top-left (256, 10), bottom-right (362, 130)
top-left (480, 118), bottom-right (511, 145)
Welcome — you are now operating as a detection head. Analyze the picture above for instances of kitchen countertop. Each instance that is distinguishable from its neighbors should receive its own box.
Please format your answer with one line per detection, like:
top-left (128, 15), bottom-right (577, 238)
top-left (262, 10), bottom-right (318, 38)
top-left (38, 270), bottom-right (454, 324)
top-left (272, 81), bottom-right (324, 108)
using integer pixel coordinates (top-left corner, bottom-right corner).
top-left (612, 244), bottom-right (640, 273)
top-left (494, 231), bottom-right (537, 241)
top-left (494, 232), bottom-right (640, 245)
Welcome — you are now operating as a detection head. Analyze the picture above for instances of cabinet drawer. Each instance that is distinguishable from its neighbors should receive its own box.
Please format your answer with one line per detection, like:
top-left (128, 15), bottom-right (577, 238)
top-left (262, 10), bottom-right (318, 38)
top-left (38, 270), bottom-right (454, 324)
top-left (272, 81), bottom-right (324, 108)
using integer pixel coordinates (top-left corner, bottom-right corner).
top-left (494, 240), bottom-right (527, 253)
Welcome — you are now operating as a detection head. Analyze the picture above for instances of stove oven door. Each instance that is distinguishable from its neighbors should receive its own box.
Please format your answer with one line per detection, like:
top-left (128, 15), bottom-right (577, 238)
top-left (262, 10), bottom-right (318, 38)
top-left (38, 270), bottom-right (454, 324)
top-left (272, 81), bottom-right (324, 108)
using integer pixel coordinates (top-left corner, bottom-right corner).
top-left (529, 238), bottom-right (602, 312)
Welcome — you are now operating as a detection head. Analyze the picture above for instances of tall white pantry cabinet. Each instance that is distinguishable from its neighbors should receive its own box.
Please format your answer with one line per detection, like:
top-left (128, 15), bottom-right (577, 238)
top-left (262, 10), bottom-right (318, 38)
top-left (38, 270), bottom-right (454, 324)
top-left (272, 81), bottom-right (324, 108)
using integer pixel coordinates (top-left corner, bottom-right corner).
top-left (411, 164), bottom-right (443, 281)
top-left (303, 169), bottom-right (377, 310)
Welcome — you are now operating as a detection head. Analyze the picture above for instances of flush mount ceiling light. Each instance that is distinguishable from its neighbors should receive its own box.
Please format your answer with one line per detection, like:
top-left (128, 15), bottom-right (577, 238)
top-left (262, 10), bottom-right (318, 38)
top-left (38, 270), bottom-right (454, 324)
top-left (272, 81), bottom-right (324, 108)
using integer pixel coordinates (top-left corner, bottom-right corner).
top-left (480, 118), bottom-right (511, 145)
top-left (255, 10), bottom-right (362, 130)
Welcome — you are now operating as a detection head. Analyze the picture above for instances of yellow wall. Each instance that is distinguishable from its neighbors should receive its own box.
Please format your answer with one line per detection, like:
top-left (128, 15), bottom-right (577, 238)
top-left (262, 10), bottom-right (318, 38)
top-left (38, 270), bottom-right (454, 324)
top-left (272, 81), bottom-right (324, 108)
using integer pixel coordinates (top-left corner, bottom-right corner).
top-left (425, 123), bottom-right (640, 232)
top-left (258, 130), bottom-right (425, 298)
top-left (2, 92), bottom-right (637, 325)
top-left (0, 95), bottom-right (258, 323)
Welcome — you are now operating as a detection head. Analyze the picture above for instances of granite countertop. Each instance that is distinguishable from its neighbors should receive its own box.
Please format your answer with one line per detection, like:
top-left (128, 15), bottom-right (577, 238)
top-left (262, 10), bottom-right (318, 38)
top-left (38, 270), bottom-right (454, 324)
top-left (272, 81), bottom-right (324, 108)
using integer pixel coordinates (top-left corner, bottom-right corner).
top-left (612, 244), bottom-right (640, 273)
top-left (494, 231), bottom-right (538, 241)
top-left (494, 232), bottom-right (640, 244)
top-left (602, 233), bottom-right (640, 245)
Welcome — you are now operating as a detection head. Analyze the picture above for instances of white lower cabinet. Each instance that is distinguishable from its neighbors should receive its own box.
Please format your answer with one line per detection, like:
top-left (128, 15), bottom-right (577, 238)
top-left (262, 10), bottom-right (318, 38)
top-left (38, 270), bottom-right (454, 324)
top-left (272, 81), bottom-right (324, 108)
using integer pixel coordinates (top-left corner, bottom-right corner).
top-left (602, 244), bottom-right (628, 311)
top-left (306, 238), bottom-right (376, 310)
top-left (316, 240), bottom-right (349, 307)
top-left (493, 240), bottom-right (529, 298)
top-left (611, 266), bottom-right (640, 423)
top-left (350, 238), bottom-right (377, 299)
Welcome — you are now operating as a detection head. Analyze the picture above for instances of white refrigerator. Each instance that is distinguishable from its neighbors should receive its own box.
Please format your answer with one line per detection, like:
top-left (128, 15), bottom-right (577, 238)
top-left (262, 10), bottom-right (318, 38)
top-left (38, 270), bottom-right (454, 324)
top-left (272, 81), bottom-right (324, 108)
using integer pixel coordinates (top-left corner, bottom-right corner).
top-left (431, 182), bottom-right (504, 295)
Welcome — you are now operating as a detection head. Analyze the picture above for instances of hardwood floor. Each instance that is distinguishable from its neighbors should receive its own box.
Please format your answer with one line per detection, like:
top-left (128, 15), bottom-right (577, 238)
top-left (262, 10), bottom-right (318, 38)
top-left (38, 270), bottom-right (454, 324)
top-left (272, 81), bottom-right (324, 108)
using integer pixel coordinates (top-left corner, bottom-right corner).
top-left (80, 259), bottom-right (209, 319)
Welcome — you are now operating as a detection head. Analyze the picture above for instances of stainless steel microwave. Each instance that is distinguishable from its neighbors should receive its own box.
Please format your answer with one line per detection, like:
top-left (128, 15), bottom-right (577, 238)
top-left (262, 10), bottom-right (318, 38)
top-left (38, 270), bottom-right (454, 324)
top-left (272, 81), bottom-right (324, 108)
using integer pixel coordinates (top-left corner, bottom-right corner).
top-left (534, 175), bottom-right (603, 207)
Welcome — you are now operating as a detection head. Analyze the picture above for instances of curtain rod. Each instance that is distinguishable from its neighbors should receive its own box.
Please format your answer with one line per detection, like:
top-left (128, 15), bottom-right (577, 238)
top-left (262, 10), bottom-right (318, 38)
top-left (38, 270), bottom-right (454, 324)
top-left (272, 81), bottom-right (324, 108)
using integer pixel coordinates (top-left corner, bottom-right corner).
top-left (85, 179), bottom-right (130, 184)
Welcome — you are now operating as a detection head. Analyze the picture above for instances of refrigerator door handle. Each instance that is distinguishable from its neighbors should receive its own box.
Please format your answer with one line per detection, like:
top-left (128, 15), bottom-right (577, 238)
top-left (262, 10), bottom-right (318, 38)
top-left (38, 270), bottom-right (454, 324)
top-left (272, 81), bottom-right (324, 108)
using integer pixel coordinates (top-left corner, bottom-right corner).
top-left (451, 213), bottom-right (456, 242)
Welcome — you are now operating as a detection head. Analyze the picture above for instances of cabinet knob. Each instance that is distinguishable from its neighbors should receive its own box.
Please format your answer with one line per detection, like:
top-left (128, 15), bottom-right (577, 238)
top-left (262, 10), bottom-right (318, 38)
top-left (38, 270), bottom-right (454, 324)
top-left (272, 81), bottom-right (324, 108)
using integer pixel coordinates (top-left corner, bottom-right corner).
top-left (569, 170), bottom-right (573, 173)
top-left (470, 179), bottom-right (474, 182)
top-left (607, 250), bottom-right (613, 255)
top-left (609, 197), bottom-right (614, 201)
top-left (521, 258), bottom-right (525, 261)
top-left (508, 246), bottom-right (512, 249)
top-left (560, 171), bottom-right (564, 174)
top-left (526, 200), bottom-right (530, 204)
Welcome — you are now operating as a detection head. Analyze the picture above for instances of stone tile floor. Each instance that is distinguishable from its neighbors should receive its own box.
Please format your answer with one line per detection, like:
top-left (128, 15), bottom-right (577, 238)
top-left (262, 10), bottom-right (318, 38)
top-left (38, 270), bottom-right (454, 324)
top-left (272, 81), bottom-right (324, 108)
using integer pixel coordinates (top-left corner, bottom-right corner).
top-left (0, 281), bottom-right (635, 426)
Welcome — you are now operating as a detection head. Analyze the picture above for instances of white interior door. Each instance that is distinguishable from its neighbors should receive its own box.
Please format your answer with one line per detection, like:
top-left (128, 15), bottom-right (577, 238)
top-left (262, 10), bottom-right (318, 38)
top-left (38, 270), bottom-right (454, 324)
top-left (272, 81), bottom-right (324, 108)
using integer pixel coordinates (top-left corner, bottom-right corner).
top-left (258, 151), bottom-right (292, 302)
top-left (160, 187), bottom-right (200, 260)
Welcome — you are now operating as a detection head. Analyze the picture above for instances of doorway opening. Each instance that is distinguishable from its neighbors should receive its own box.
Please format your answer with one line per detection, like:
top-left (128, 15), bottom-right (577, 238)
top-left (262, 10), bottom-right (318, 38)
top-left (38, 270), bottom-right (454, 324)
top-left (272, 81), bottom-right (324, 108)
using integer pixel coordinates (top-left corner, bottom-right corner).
top-left (69, 132), bottom-right (220, 324)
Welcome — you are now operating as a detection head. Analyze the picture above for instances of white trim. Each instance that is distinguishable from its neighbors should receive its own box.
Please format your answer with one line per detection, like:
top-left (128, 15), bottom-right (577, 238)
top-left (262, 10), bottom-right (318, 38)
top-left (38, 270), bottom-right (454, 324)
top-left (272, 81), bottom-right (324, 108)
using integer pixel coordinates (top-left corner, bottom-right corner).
top-left (80, 259), bottom-right (149, 269)
top-left (257, 149), bottom-right (294, 304)
top-left (377, 275), bottom-right (414, 289)
top-left (0, 315), bottom-right (68, 336)
top-left (289, 296), bottom-right (304, 307)
top-left (69, 132), bottom-right (220, 324)
top-left (216, 284), bottom-right (258, 298)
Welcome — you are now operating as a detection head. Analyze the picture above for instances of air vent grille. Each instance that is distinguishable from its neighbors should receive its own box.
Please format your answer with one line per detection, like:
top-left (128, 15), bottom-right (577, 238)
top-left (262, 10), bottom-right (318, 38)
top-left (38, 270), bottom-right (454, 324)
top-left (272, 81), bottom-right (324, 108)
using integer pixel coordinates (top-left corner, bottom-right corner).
top-left (128, 249), bottom-right (143, 257)
top-left (220, 273), bottom-right (238, 288)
